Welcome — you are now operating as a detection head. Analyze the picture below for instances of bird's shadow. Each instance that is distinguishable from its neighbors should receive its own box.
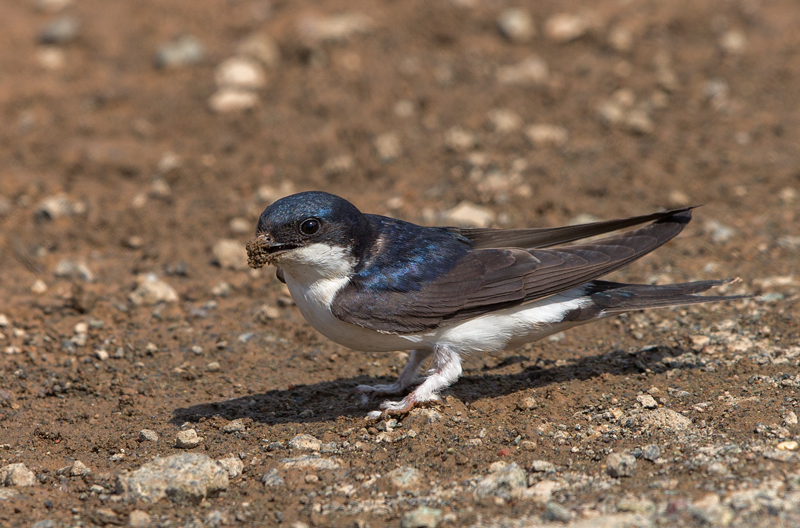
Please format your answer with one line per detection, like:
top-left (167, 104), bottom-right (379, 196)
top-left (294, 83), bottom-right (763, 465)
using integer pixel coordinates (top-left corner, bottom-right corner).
top-left (171, 345), bottom-right (698, 426)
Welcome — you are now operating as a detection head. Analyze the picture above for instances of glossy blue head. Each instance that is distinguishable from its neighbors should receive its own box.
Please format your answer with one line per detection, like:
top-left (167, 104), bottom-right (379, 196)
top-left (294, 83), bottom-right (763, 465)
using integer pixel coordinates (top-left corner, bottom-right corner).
top-left (255, 191), bottom-right (372, 259)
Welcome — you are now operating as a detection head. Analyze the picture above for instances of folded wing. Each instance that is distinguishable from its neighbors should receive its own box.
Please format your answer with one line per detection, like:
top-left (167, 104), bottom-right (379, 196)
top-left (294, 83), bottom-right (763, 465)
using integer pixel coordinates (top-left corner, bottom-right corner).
top-left (331, 211), bottom-right (693, 334)
top-left (450, 206), bottom-right (695, 249)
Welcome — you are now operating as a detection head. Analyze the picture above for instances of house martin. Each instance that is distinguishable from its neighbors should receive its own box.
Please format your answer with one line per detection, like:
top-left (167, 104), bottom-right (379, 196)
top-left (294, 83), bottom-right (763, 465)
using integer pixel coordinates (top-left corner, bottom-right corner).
top-left (247, 191), bottom-right (742, 419)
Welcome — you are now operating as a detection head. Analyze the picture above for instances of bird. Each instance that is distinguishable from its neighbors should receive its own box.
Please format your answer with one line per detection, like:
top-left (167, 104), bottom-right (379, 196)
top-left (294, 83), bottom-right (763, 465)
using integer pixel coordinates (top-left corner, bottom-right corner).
top-left (246, 191), bottom-right (742, 420)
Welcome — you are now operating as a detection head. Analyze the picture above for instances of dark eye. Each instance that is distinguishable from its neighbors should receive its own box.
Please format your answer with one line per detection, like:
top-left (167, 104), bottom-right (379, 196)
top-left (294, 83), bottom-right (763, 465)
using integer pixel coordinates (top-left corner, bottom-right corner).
top-left (299, 218), bottom-right (321, 235)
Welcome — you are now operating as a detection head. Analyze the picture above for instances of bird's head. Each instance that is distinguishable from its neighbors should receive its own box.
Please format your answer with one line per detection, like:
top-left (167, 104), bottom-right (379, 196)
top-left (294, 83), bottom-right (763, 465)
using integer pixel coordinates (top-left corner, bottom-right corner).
top-left (247, 191), bottom-right (370, 278)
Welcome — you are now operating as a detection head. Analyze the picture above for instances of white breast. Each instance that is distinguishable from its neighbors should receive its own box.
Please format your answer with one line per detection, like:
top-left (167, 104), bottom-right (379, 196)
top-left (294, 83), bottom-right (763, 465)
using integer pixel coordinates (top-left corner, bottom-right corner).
top-left (280, 244), bottom-right (416, 352)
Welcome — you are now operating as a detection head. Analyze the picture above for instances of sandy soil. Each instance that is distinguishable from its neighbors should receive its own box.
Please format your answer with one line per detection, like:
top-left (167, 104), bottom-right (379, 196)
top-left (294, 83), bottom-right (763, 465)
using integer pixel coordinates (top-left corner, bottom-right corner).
top-left (1, 0), bottom-right (799, 527)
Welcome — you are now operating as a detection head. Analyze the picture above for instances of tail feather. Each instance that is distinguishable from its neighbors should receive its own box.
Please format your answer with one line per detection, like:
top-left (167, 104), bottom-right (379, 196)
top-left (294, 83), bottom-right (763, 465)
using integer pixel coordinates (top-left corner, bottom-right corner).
top-left (588, 278), bottom-right (747, 314)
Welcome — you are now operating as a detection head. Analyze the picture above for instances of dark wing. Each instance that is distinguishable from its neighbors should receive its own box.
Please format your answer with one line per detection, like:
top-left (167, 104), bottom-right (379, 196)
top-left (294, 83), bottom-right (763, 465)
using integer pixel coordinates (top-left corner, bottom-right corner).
top-left (331, 211), bottom-right (692, 334)
top-left (449, 206), bottom-right (696, 249)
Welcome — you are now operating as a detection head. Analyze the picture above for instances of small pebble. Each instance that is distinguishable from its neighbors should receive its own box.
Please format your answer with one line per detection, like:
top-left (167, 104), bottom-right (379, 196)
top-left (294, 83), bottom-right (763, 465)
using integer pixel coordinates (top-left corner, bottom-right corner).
top-left (401, 506), bottom-right (443, 528)
top-left (608, 26), bottom-right (633, 53)
top-left (637, 394), bottom-right (658, 409)
top-left (262, 468), bottom-right (285, 487)
top-left (38, 16), bottom-right (80, 45)
top-left (543, 502), bottom-right (572, 523)
top-left (374, 132), bottom-right (402, 163)
top-left (138, 429), bottom-right (159, 442)
top-left (222, 419), bottom-right (245, 433)
top-left (54, 259), bottom-right (95, 282)
top-left (497, 9), bottom-right (535, 43)
top-left (289, 434), bottom-right (322, 451)
top-left (154, 35), bottom-right (205, 69)
top-left (129, 274), bottom-right (178, 305)
top-left (128, 510), bottom-right (152, 528)
top-left (214, 57), bottom-right (266, 90)
top-left (216, 457), bottom-right (244, 479)
top-left (530, 460), bottom-right (555, 472)
top-left (175, 429), bottom-right (204, 449)
top-left (705, 220), bottom-right (736, 243)
top-left (719, 30), bottom-right (747, 54)
top-left (255, 305), bottom-right (281, 322)
top-left (444, 127), bottom-right (476, 152)
top-left (37, 47), bottom-right (65, 70)
top-left (206, 362), bottom-right (221, 373)
top-left (606, 452), bottom-right (637, 477)
top-left (209, 89), bottom-right (259, 113)
top-left (31, 280), bottom-right (48, 294)
top-left (441, 202), bottom-right (495, 228)
top-left (36, 193), bottom-right (82, 220)
top-left (545, 13), bottom-right (593, 43)
top-left (525, 124), bottom-right (568, 147)
top-left (488, 108), bottom-right (522, 133)
top-left (0, 463), bottom-right (37, 487)
top-left (642, 444), bottom-right (661, 462)
top-left (228, 217), bottom-right (250, 234)
top-left (496, 56), bottom-right (549, 85)
top-left (778, 441), bottom-right (799, 452)
top-left (213, 239), bottom-right (249, 271)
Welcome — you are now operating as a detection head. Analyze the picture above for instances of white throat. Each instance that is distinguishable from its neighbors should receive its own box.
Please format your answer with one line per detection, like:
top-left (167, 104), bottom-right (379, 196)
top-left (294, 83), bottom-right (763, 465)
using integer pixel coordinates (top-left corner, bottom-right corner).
top-left (278, 243), bottom-right (355, 285)
top-left (279, 244), bottom-right (355, 339)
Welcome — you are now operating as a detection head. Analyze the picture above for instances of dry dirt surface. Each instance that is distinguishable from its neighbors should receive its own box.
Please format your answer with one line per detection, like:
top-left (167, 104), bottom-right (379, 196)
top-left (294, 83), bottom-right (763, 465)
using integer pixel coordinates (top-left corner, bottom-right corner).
top-left (1, 0), bottom-right (800, 527)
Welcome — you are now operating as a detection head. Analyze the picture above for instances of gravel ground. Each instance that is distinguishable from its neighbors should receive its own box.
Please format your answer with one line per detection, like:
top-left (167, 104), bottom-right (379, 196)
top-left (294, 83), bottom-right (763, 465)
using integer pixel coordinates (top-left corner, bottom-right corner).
top-left (1, 0), bottom-right (799, 527)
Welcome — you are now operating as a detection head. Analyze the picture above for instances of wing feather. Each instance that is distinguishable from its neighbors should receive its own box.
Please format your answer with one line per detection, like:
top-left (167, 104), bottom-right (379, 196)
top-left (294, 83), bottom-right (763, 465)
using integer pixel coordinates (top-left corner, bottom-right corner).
top-left (331, 211), bottom-right (692, 334)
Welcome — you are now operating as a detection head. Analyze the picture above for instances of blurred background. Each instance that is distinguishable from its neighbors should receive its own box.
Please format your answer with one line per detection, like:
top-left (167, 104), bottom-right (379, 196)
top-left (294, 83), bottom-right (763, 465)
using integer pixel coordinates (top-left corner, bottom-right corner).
top-left (1, 2), bottom-right (799, 526)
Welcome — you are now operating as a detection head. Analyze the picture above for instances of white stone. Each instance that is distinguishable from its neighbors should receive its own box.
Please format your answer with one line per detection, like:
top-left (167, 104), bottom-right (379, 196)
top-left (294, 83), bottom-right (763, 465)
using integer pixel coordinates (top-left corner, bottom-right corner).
top-left (496, 56), bottom-right (549, 85)
top-left (497, 9), bottom-right (535, 43)
top-left (116, 453), bottom-right (228, 504)
top-left (129, 274), bottom-right (178, 305)
top-left (545, 13), bottom-right (593, 43)
top-left (215, 57), bottom-right (266, 89)
top-left (442, 201), bottom-right (495, 228)
top-left (216, 457), bottom-right (244, 478)
top-left (720, 30), bottom-right (747, 54)
top-left (31, 280), bottom-right (48, 294)
top-left (70, 460), bottom-right (91, 477)
top-left (525, 124), bottom-right (568, 147)
top-left (374, 132), bottom-right (402, 162)
top-left (209, 89), bottom-right (258, 113)
top-left (637, 394), bottom-right (658, 409)
top-left (289, 434), bottom-right (322, 451)
top-left (128, 510), bottom-right (152, 528)
top-left (175, 429), bottom-right (203, 449)
top-left (488, 109), bottom-right (522, 133)
top-left (0, 463), bottom-right (37, 487)
top-left (385, 467), bottom-right (422, 489)
top-left (640, 408), bottom-right (692, 430)
top-left (139, 429), bottom-right (159, 442)
top-left (280, 455), bottom-right (341, 470)
top-left (444, 127), bottom-right (476, 152)
top-left (213, 239), bottom-right (249, 271)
